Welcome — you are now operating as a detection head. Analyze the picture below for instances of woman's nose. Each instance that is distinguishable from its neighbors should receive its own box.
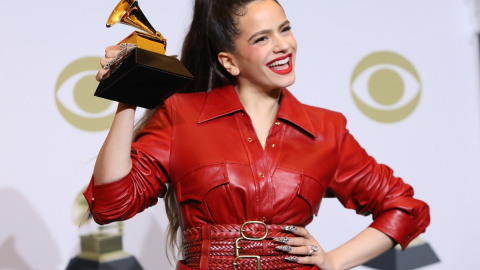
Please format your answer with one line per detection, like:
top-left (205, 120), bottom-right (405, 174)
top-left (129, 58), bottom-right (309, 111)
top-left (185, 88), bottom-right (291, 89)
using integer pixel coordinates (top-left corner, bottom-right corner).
top-left (273, 35), bottom-right (289, 53)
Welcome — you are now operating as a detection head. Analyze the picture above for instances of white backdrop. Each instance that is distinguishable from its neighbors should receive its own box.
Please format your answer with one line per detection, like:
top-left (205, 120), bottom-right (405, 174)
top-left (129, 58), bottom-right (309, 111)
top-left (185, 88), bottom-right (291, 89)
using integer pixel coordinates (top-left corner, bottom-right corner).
top-left (1, 1), bottom-right (479, 269)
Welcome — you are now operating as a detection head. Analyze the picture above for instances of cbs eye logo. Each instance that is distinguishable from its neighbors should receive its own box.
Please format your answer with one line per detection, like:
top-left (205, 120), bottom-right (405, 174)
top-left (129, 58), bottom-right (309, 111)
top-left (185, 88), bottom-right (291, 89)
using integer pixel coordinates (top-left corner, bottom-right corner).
top-left (55, 57), bottom-right (115, 131)
top-left (350, 51), bottom-right (421, 123)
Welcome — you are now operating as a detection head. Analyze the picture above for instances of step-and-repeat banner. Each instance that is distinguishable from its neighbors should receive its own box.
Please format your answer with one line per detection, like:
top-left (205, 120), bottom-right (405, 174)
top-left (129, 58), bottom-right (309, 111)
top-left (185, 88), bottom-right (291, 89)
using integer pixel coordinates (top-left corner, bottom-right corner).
top-left (1, 1), bottom-right (479, 269)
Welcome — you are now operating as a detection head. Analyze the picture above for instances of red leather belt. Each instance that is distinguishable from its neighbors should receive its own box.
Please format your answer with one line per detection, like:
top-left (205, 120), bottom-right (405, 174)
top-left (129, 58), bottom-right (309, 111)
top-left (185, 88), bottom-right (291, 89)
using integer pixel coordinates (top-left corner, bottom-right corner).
top-left (183, 223), bottom-right (294, 242)
top-left (176, 261), bottom-right (317, 270)
top-left (182, 221), bottom-right (305, 270)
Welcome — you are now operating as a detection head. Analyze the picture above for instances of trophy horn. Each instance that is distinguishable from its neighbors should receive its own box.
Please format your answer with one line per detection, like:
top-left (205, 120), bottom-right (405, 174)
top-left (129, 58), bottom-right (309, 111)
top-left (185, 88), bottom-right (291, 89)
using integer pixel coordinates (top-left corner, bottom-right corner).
top-left (107, 0), bottom-right (164, 40)
top-left (71, 186), bottom-right (91, 227)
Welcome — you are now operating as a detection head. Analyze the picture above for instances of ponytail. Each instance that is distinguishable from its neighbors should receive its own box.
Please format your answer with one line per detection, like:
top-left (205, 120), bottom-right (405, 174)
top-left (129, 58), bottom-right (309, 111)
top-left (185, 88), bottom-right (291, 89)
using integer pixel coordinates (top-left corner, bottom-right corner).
top-left (179, 0), bottom-right (237, 93)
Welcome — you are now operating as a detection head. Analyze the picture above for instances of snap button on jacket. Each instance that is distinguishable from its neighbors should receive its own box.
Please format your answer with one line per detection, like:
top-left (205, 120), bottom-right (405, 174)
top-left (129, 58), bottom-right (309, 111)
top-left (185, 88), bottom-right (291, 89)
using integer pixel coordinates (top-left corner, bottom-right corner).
top-left (84, 85), bottom-right (430, 251)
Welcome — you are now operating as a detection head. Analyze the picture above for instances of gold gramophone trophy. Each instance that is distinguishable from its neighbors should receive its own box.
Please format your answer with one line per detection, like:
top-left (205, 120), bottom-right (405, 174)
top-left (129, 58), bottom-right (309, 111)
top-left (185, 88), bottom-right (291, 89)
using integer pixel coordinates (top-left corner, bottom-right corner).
top-left (94, 0), bottom-right (193, 109)
top-left (66, 188), bottom-right (143, 269)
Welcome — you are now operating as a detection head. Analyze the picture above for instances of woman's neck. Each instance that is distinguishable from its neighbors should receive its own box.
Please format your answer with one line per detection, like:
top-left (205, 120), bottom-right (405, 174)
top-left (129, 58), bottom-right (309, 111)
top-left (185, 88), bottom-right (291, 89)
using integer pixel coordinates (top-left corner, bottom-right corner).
top-left (235, 85), bottom-right (281, 150)
top-left (235, 85), bottom-right (281, 116)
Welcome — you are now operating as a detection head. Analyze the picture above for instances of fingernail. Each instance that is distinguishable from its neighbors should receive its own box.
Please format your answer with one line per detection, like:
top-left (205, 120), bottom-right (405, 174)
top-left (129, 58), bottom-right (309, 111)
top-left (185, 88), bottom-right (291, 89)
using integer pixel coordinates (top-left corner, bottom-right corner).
top-left (118, 48), bottom-right (128, 55)
top-left (274, 237), bottom-right (289, 244)
top-left (104, 59), bottom-right (114, 70)
top-left (285, 256), bottom-right (299, 262)
top-left (276, 245), bottom-right (292, 252)
top-left (119, 43), bottom-right (137, 50)
top-left (283, 225), bottom-right (298, 232)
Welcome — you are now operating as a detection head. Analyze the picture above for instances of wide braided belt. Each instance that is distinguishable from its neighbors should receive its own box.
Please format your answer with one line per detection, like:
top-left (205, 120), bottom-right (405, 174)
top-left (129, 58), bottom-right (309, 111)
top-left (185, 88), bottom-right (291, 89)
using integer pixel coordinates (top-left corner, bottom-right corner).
top-left (183, 221), bottom-right (303, 270)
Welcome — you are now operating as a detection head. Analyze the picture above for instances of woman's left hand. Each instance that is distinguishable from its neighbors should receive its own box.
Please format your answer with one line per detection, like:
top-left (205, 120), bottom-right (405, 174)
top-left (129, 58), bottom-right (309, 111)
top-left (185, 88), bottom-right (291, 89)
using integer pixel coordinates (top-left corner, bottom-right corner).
top-left (275, 226), bottom-right (337, 270)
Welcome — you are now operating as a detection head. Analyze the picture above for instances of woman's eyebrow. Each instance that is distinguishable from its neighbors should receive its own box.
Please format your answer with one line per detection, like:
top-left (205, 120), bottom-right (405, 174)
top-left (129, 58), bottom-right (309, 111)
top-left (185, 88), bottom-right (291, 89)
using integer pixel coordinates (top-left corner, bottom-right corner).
top-left (247, 20), bottom-right (291, 42)
top-left (278, 20), bottom-right (291, 29)
top-left (248, 29), bottom-right (272, 42)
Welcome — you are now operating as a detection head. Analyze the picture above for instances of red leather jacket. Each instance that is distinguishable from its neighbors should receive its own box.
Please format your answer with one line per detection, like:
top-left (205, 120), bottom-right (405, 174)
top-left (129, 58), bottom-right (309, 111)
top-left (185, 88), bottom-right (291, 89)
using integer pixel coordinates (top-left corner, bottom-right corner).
top-left (84, 85), bottom-right (429, 255)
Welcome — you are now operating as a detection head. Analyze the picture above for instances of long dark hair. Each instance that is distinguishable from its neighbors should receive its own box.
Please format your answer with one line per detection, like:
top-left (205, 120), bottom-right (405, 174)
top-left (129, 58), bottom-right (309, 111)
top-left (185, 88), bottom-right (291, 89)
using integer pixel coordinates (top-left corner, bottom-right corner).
top-left (180, 0), bottom-right (280, 93)
top-left (133, 0), bottom-right (281, 261)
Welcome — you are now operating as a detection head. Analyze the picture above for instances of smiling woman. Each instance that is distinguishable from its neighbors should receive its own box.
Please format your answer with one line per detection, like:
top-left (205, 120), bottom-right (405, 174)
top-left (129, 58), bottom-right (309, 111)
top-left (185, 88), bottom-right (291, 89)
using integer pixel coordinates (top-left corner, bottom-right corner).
top-left (84, 0), bottom-right (430, 269)
top-left (218, 0), bottom-right (297, 95)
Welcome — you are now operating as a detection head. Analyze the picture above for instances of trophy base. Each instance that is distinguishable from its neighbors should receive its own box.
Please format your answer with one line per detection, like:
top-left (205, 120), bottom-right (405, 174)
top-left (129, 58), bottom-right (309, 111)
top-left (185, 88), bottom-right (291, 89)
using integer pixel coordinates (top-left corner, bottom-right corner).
top-left (120, 31), bottom-right (166, 55)
top-left (66, 255), bottom-right (143, 270)
top-left (67, 226), bottom-right (143, 270)
top-left (95, 48), bottom-right (194, 109)
top-left (363, 239), bottom-right (440, 270)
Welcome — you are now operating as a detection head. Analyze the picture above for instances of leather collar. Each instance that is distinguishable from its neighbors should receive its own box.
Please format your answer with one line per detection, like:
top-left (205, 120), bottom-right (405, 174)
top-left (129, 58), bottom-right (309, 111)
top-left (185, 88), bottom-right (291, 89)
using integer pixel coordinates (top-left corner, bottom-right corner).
top-left (198, 85), bottom-right (317, 138)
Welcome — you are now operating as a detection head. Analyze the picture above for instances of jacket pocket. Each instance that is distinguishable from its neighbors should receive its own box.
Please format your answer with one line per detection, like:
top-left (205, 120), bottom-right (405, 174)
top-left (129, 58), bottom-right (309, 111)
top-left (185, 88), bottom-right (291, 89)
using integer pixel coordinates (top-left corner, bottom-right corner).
top-left (297, 174), bottom-right (326, 216)
top-left (175, 163), bottom-right (229, 203)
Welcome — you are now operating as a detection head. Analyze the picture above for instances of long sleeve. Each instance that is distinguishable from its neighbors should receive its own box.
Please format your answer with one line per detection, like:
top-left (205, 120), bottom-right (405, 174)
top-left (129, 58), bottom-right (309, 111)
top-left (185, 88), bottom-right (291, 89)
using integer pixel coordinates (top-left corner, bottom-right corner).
top-left (84, 100), bottom-right (173, 225)
top-left (327, 116), bottom-right (430, 249)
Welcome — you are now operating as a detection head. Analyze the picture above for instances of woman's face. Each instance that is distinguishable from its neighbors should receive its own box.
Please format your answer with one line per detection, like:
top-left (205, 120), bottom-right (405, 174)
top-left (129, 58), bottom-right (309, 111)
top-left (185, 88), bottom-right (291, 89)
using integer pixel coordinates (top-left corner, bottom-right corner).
top-left (224, 0), bottom-right (297, 92)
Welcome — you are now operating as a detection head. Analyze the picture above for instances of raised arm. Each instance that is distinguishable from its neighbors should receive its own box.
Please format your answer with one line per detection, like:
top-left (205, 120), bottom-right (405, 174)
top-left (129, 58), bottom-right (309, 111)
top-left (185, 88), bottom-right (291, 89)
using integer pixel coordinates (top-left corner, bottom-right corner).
top-left (84, 45), bottom-right (170, 224)
top-left (91, 45), bottom-right (138, 184)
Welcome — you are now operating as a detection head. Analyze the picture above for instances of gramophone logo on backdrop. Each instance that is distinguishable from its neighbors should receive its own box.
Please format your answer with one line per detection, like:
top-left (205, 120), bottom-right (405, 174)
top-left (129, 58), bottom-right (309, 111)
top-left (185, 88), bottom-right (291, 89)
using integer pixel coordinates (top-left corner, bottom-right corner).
top-left (350, 51), bottom-right (421, 123)
top-left (55, 57), bottom-right (115, 132)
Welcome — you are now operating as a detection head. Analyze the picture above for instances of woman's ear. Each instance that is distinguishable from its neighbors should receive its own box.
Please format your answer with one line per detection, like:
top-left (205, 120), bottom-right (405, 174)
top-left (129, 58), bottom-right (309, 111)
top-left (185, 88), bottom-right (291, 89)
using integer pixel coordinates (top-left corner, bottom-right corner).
top-left (218, 52), bottom-right (240, 76)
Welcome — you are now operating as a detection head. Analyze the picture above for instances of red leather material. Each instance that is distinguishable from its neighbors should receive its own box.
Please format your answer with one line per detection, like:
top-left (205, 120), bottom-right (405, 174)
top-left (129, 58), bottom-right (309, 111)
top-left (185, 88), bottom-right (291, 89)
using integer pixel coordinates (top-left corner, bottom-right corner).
top-left (199, 224), bottom-right (211, 269)
top-left (84, 85), bottom-right (430, 262)
top-left (183, 224), bottom-right (300, 269)
top-left (183, 224), bottom-right (293, 242)
top-left (176, 260), bottom-right (318, 270)
top-left (187, 255), bottom-right (307, 270)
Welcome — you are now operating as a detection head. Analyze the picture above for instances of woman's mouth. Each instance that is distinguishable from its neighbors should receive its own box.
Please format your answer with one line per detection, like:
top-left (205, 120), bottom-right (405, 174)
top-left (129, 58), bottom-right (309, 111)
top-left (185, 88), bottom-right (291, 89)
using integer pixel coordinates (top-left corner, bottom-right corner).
top-left (267, 54), bottom-right (293, 75)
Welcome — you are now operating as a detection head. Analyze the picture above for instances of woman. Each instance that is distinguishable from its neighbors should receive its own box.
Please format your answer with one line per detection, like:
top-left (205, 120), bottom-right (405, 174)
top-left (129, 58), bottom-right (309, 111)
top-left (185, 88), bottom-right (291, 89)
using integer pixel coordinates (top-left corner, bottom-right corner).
top-left (85, 0), bottom-right (430, 269)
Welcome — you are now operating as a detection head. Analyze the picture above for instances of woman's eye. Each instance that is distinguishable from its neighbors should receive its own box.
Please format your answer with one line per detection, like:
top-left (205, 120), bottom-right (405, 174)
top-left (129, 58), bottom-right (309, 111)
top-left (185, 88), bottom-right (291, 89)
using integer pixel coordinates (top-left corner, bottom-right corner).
top-left (254, 36), bottom-right (268, 44)
top-left (281, 26), bottom-right (291, 33)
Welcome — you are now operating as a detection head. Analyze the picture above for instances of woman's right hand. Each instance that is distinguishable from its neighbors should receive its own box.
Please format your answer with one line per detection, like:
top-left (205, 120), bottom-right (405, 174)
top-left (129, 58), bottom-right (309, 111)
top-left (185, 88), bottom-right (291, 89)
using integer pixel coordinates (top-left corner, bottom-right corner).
top-left (96, 45), bottom-right (123, 82)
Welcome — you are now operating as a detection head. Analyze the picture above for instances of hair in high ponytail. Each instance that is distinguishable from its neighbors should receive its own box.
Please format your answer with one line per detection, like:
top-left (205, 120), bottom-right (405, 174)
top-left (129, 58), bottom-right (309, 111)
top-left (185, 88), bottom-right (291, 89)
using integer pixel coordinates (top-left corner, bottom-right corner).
top-left (180, 0), bottom-right (237, 93)
top-left (180, 0), bottom-right (280, 93)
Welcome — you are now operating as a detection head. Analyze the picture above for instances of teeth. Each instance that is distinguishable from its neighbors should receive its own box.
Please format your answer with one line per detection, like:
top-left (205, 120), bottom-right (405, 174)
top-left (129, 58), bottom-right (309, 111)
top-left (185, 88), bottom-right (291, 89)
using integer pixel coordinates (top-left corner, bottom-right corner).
top-left (269, 57), bottom-right (290, 67)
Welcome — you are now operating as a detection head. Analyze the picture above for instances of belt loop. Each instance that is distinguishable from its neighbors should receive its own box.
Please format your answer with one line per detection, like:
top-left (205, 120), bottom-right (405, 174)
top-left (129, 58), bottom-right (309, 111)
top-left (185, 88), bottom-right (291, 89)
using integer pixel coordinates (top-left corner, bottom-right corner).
top-left (199, 224), bottom-right (212, 270)
top-left (262, 239), bottom-right (268, 256)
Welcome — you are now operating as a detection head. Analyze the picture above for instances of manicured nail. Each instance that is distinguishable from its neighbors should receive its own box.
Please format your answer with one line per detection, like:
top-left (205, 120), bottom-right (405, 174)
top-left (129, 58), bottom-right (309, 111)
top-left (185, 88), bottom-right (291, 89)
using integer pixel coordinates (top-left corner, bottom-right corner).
top-left (285, 256), bottom-right (299, 262)
top-left (283, 225), bottom-right (298, 232)
top-left (276, 245), bottom-right (292, 252)
top-left (104, 59), bottom-right (115, 70)
top-left (116, 48), bottom-right (130, 58)
top-left (119, 43), bottom-right (137, 50)
top-left (274, 237), bottom-right (289, 244)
